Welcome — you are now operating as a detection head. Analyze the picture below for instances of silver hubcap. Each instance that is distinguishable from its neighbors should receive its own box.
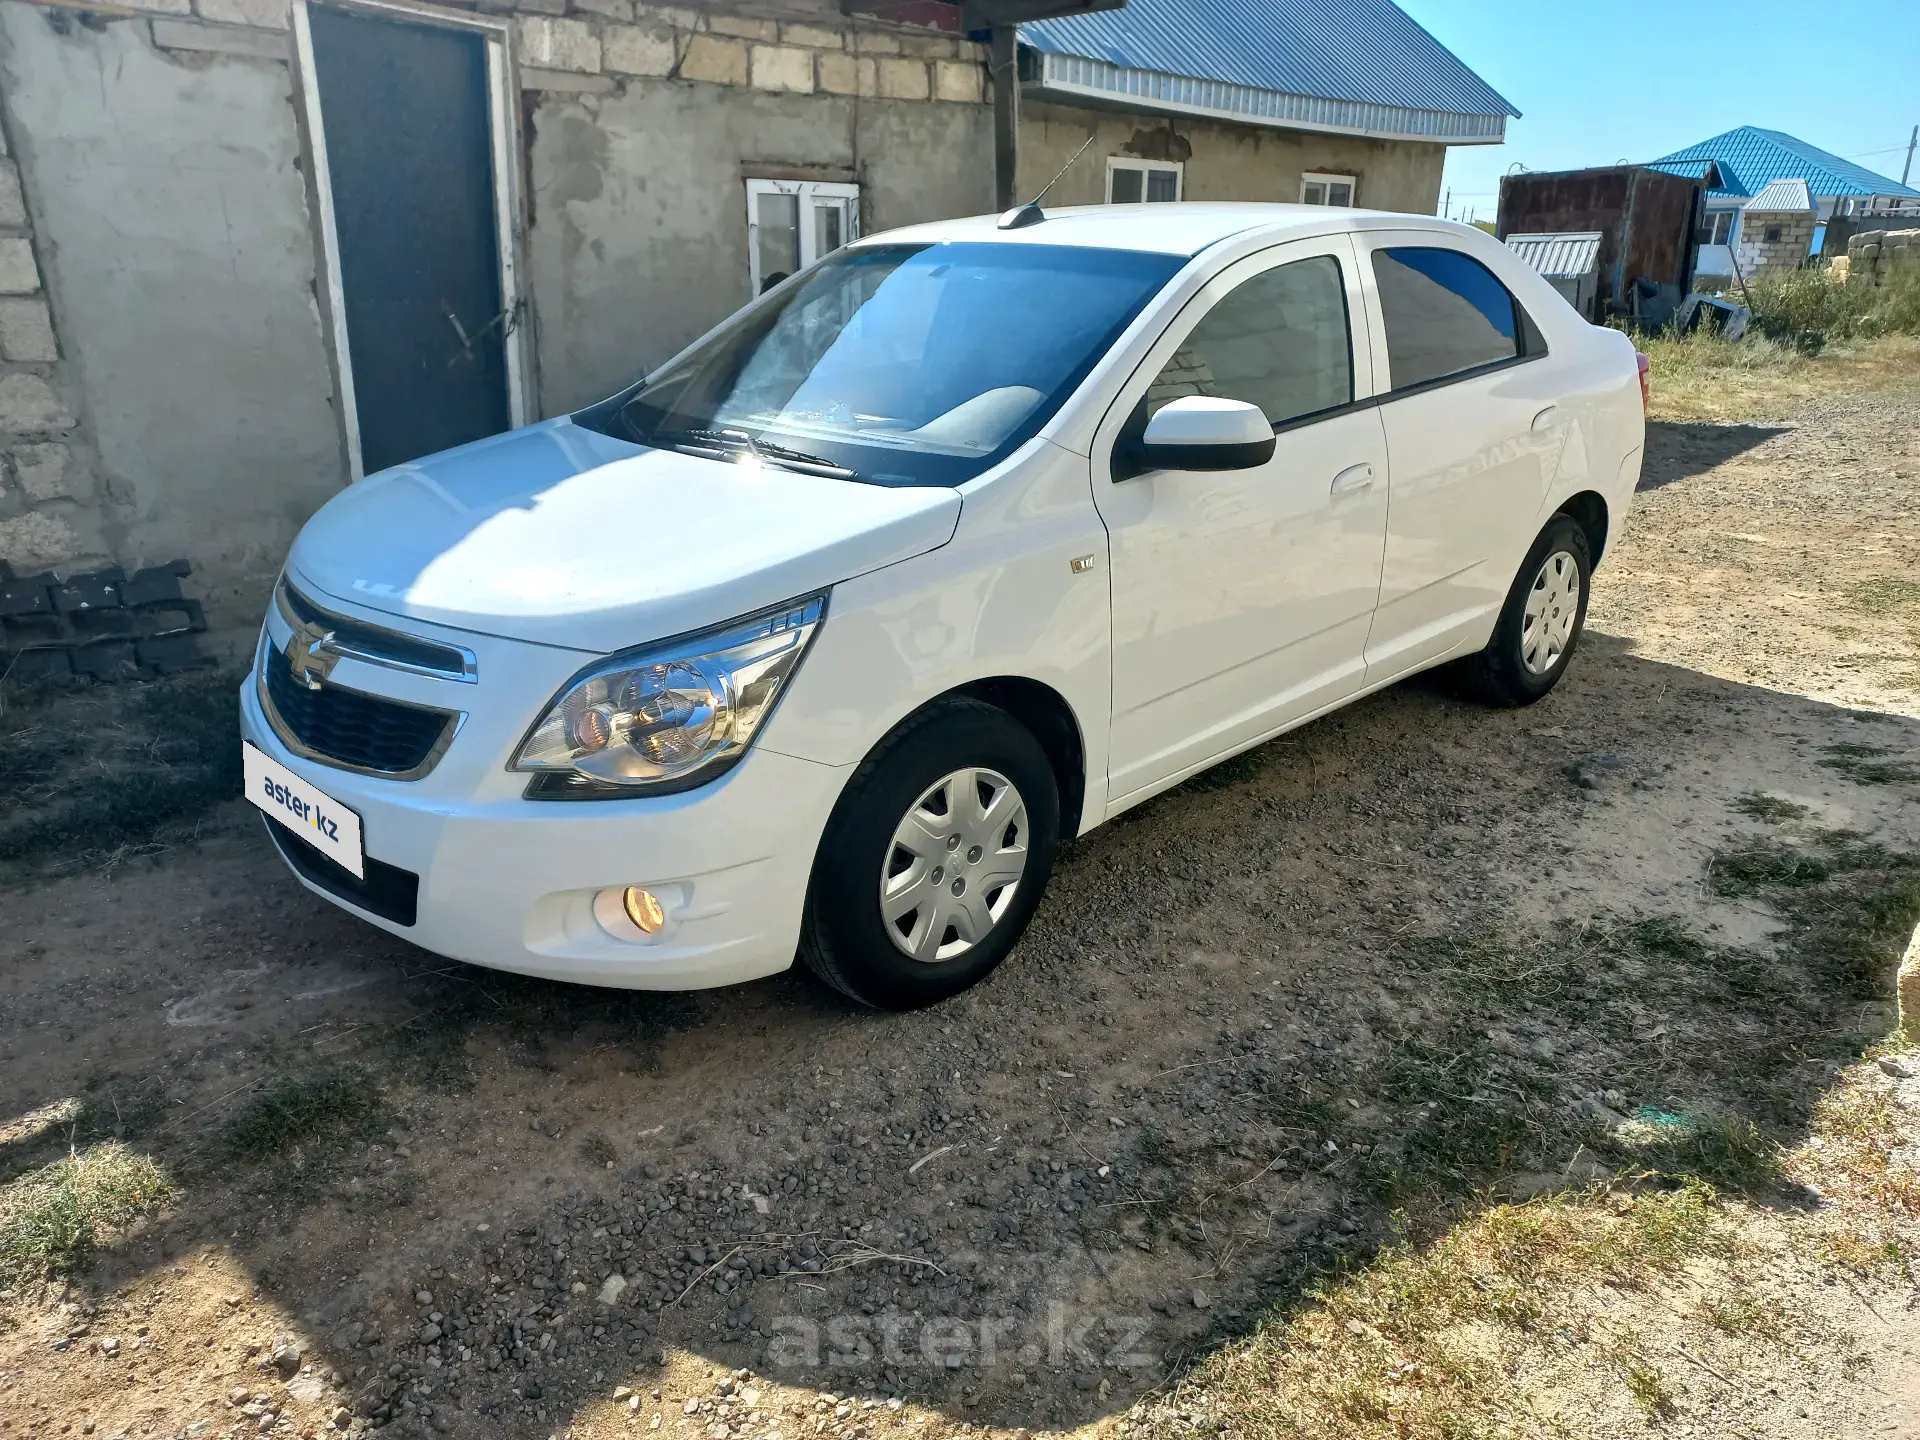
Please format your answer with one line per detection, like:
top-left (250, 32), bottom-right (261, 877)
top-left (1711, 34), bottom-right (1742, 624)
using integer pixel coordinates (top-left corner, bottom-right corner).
top-left (1521, 550), bottom-right (1581, 676)
top-left (880, 767), bottom-right (1029, 963)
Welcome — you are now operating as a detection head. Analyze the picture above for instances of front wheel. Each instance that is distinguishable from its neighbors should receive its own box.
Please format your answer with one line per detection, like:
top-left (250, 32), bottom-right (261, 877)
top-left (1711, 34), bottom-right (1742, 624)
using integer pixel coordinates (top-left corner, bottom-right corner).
top-left (799, 698), bottom-right (1060, 1010)
top-left (1458, 514), bottom-right (1593, 707)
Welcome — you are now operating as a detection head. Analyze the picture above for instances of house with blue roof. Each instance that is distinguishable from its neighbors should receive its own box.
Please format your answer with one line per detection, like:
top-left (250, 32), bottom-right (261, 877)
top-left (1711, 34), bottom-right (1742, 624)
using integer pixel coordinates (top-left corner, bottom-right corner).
top-left (1651, 126), bottom-right (1920, 278)
top-left (1011, 0), bottom-right (1518, 215)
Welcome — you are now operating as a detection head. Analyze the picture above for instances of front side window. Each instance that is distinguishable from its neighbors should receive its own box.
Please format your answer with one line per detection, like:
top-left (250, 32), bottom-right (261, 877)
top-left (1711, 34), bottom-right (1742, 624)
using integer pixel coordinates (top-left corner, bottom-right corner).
top-left (581, 242), bottom-right (1183, 487)
top-left (1108, 158), bottom-right (1182, 204)
top-left (1372, 246), bottom-right (1536, 391)
top-left (1146, 255), bottom-right (1353, 428)
top-left (1301, 172), bottom-right (1356, 207)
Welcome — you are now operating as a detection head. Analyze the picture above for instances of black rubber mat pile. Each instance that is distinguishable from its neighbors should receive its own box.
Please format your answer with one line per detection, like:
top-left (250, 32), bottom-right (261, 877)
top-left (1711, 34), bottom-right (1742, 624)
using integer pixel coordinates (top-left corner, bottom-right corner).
top-left (0, 558), bottom-right (212, 682)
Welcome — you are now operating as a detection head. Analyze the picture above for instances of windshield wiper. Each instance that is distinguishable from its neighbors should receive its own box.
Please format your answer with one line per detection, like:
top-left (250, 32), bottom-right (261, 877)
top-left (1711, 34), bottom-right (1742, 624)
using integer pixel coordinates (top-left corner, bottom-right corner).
top-left (655, 427), bottom-right (857, 480)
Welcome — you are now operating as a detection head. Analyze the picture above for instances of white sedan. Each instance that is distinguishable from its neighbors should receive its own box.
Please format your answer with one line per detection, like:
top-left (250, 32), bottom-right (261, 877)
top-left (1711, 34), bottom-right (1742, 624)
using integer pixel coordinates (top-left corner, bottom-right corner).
top-left (241, 203), bottom-right (1645, 1009)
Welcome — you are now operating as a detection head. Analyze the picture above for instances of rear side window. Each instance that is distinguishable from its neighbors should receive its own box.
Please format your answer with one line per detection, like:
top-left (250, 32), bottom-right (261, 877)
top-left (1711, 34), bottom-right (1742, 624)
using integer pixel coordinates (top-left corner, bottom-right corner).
top-left (1373, 246), bottom-right (1540, 391)
top-left (1146, 255), bottom-right (1353, 428)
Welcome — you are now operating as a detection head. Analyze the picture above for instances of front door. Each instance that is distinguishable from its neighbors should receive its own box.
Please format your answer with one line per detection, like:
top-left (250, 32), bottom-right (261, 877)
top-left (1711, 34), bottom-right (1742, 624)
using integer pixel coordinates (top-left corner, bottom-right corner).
top-left (1093, 236), bottom-right (1390, 804)
top-left (300, 1), bottom-right (520, 476)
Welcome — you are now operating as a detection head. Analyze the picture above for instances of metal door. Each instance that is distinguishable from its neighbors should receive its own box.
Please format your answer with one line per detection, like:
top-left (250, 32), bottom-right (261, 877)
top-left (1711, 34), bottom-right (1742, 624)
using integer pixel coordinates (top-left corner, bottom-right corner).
top-left (301, 2), bottom-right (517, 476)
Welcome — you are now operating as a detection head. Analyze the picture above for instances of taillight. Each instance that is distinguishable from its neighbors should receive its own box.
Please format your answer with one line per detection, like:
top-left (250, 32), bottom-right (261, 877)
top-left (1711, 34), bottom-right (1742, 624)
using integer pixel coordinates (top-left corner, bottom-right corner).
top-left (1636, 351), bottom-right (1651, 414)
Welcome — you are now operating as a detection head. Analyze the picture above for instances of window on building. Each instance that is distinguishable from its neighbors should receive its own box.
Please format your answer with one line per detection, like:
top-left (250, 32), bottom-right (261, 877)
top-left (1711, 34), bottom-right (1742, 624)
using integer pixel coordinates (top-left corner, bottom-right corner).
top-left (1763, 224), bottom-right (1783, 243)
top-left (746, 179), bottom-right (860, 296)
top-left (1697, 210), bottom-right (1737, 245)
top-left (1146, 255), bottom-right (1352, 428)
top-left (1107, 159), bottom-right (1182, 204)
top-left (1300, 172), bottom-right (1356, 207)
top-left (1371, 246), bottom-right (1543, 391)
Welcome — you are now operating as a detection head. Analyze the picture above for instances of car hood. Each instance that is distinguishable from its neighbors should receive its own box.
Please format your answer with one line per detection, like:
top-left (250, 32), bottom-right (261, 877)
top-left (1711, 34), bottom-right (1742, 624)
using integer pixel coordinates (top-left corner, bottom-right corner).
top-left (287, 418), bottom-right (962, 653)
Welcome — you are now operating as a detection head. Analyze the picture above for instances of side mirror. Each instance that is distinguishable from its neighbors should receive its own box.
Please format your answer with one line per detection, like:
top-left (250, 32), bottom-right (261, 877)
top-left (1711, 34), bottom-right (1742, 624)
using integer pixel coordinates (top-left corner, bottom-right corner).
top-left (1117, 397), bottom-right (1276, 479)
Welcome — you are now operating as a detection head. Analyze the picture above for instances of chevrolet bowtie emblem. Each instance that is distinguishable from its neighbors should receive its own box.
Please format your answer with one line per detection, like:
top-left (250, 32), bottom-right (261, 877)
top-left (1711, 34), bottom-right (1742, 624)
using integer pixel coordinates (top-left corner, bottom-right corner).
top-left (285, 622), bottom-right (339, 691)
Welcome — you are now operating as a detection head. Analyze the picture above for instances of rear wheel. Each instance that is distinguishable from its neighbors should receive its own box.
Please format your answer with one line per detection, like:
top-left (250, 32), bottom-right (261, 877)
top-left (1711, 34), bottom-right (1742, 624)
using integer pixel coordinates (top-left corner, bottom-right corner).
top-left (799, 698), bottom-right (1059, 1009)
top-left (1458, 514), bottom-right (1592, 707)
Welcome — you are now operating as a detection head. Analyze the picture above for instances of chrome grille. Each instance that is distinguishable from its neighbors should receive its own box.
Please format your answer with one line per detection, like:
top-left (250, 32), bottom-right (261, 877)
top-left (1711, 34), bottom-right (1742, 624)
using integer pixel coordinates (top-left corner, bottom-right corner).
top-left (261, 645), bottom-right (456, 779)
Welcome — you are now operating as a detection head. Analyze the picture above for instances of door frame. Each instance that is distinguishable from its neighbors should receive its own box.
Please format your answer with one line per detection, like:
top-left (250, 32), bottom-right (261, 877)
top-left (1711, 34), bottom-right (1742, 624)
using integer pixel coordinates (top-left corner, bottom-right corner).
top-left (292, 0), bottom-right (535, 481)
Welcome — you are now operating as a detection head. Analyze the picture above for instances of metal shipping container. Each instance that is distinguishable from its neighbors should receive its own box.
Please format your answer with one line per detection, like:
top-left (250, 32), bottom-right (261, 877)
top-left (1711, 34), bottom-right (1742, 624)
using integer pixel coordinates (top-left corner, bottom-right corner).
top-left (1496, 164), bottom-right (1717, 326)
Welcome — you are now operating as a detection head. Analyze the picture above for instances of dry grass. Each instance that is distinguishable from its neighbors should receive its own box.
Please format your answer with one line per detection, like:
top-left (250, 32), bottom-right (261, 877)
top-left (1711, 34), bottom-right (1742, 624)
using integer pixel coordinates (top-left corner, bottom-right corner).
top-left (1640, 331), bottom-right (1920, 421)
top-left (0, 1142), bottom-right (174, 1286)
top-left (1155, 1184), bottom-right (1721, 1439)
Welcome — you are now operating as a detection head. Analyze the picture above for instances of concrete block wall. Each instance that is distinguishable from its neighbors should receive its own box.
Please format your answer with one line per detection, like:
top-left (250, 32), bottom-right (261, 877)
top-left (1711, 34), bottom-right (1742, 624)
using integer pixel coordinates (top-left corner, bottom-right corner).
top-left (0, 77), bottom-right (104, 578)
top-left (1847, 227), bottom-right (1920, 286)
top-left (1735, 210), bottom-right (1817, 277)
top-left (505, 0), bottom-right (987, 103)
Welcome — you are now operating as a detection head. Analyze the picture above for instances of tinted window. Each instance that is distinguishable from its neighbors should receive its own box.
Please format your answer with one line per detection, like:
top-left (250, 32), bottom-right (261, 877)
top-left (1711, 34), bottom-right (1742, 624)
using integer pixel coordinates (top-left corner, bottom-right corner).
top-left (1146, 255), bottom-right (1352, 427)
top-left (577, 242), bottom-right (1182, 487)
top-left (1373, 246), bottom-right (1523, 390)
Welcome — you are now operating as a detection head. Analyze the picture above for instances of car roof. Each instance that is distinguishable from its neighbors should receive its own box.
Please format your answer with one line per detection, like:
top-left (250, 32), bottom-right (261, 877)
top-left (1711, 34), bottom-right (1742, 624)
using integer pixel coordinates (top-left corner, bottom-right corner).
top-left (857, 203), bottom-right (1470, 257)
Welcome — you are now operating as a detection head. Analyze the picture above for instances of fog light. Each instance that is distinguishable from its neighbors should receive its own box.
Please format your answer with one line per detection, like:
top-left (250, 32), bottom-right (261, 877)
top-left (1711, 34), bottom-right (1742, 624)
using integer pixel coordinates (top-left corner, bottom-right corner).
top-left (623, 886), bottom-right (666, 934)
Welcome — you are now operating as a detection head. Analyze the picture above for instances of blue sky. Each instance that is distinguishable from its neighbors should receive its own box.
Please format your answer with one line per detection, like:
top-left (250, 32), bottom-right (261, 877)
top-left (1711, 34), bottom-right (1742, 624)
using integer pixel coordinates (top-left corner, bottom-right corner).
top-left (1396, 0), bottom-right (1920, 222)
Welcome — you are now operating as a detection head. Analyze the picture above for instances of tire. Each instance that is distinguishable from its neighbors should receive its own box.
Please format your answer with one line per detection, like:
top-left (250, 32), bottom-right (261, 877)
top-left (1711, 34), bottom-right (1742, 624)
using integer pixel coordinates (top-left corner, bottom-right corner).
top-left (1458, 513), bottom-right (1593, 707)
top-left (799, 697), bottom-right (1060, 1010)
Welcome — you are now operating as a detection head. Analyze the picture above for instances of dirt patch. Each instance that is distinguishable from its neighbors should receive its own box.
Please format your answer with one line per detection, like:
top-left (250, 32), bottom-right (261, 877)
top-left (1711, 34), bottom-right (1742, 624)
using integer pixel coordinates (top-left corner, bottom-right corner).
top-left (2, 382), bottom-right (1919, 1440)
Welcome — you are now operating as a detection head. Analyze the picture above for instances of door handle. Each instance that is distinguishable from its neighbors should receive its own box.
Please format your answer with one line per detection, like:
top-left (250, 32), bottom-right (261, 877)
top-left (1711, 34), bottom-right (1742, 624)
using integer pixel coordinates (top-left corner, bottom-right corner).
top-left (1330, 463), bottom-right (1375, 497)
top-left (1531, 405), bottom-right (1562, 432)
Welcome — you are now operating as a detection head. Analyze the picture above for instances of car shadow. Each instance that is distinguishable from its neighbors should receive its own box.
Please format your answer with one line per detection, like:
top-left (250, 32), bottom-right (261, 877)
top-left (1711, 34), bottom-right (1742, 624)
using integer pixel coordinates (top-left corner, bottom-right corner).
top-left (2, 638), bottom-right (1917, 1437)
top-left (1639, 418), bottom-right (1790, 491)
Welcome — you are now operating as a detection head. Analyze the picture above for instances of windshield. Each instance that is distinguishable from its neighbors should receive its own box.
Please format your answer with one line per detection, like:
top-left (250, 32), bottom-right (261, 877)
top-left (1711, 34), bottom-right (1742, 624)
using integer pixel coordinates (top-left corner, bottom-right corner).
top-left (574, 242), bottom-right (1184, 487)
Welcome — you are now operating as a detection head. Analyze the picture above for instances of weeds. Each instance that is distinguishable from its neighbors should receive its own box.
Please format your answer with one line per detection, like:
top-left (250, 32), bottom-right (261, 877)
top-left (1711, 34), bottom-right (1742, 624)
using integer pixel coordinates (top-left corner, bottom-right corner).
top-left (1709, 840), bottom-right (1835, 895)
top-left (0, 1142), bottom-right (173, 1285)
top-left (227, 1067), bottom-right (385, 1162)
top-left (1733, 792), bottom-right (1811, 823)
top-left (1846, 577), bottom-right (1920, 616)
top-left (1636, 329), bottom-right (1920, 420)
top-left (1607, 1113), bottom-right (1783, 1197)
top-left (1743, 265), bottom-right (1920, 344)
top-left (1819, 742), bottom-right (1916, 786)
top-left (1614, 1349), bottom-right (1675, 1416)
top-left (1622, 914), bottom-right (1711, 963)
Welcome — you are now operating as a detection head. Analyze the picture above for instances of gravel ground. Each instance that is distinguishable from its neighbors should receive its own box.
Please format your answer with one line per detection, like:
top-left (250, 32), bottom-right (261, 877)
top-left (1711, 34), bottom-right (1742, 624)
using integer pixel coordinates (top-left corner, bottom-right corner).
top-left (2, 381), bottom-right (1918, 1440)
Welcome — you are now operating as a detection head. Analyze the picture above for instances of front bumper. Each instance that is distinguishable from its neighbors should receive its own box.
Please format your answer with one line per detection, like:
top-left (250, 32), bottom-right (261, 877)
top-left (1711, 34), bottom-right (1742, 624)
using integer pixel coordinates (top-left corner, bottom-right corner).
top-left (240, 620), bottom-right (851, 991)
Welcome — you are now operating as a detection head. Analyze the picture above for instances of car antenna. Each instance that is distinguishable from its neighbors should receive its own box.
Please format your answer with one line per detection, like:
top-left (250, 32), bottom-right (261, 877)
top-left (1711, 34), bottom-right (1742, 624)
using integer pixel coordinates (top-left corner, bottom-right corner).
top-left (998, 134), bottom-right (1098, 230)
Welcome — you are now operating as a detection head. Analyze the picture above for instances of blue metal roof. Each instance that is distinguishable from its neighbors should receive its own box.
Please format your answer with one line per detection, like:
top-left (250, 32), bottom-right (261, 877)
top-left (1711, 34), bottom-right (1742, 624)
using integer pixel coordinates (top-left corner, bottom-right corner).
top-left (1020, 0), bottom-right (1519, 121)
top-left (1651, 126), bottom-right (1920, 202)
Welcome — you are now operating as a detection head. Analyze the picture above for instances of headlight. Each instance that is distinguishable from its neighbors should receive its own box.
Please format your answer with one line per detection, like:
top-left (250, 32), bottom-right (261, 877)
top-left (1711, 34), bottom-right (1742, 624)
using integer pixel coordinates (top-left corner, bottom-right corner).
top-left (512, 594), bottom-right (826, 797)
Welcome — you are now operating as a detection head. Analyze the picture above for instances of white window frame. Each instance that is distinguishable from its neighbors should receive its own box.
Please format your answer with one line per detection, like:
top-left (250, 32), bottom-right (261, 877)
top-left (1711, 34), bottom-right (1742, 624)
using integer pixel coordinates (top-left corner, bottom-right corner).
top-left (1105, 157), bottom-right (1184, 204)
top-left (1300, 172), bottom-right (1357, 207)
top-left (745, 178), bottom-right (860, 297)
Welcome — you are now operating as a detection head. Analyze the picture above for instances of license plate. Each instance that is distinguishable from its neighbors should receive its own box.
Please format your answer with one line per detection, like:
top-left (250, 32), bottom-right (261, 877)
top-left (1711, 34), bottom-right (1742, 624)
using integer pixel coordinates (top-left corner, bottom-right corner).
top-left (244, 742), bottom-right (365, 879)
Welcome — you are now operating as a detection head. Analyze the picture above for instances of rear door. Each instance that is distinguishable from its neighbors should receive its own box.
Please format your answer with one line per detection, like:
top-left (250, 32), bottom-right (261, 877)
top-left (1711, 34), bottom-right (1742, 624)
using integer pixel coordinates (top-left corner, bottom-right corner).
top-left (1093, 235), bottom-right (1390, 802)
top-left (1353, 237), bottom-right (1564, 679)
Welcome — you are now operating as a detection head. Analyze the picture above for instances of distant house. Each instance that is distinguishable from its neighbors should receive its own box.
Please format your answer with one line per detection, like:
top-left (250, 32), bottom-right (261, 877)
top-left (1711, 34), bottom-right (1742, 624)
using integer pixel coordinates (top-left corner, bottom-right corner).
top-left (1012, 0), bottom-right (1520, 213)
top-left (1651, 126), bottom-right (1920, 280)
